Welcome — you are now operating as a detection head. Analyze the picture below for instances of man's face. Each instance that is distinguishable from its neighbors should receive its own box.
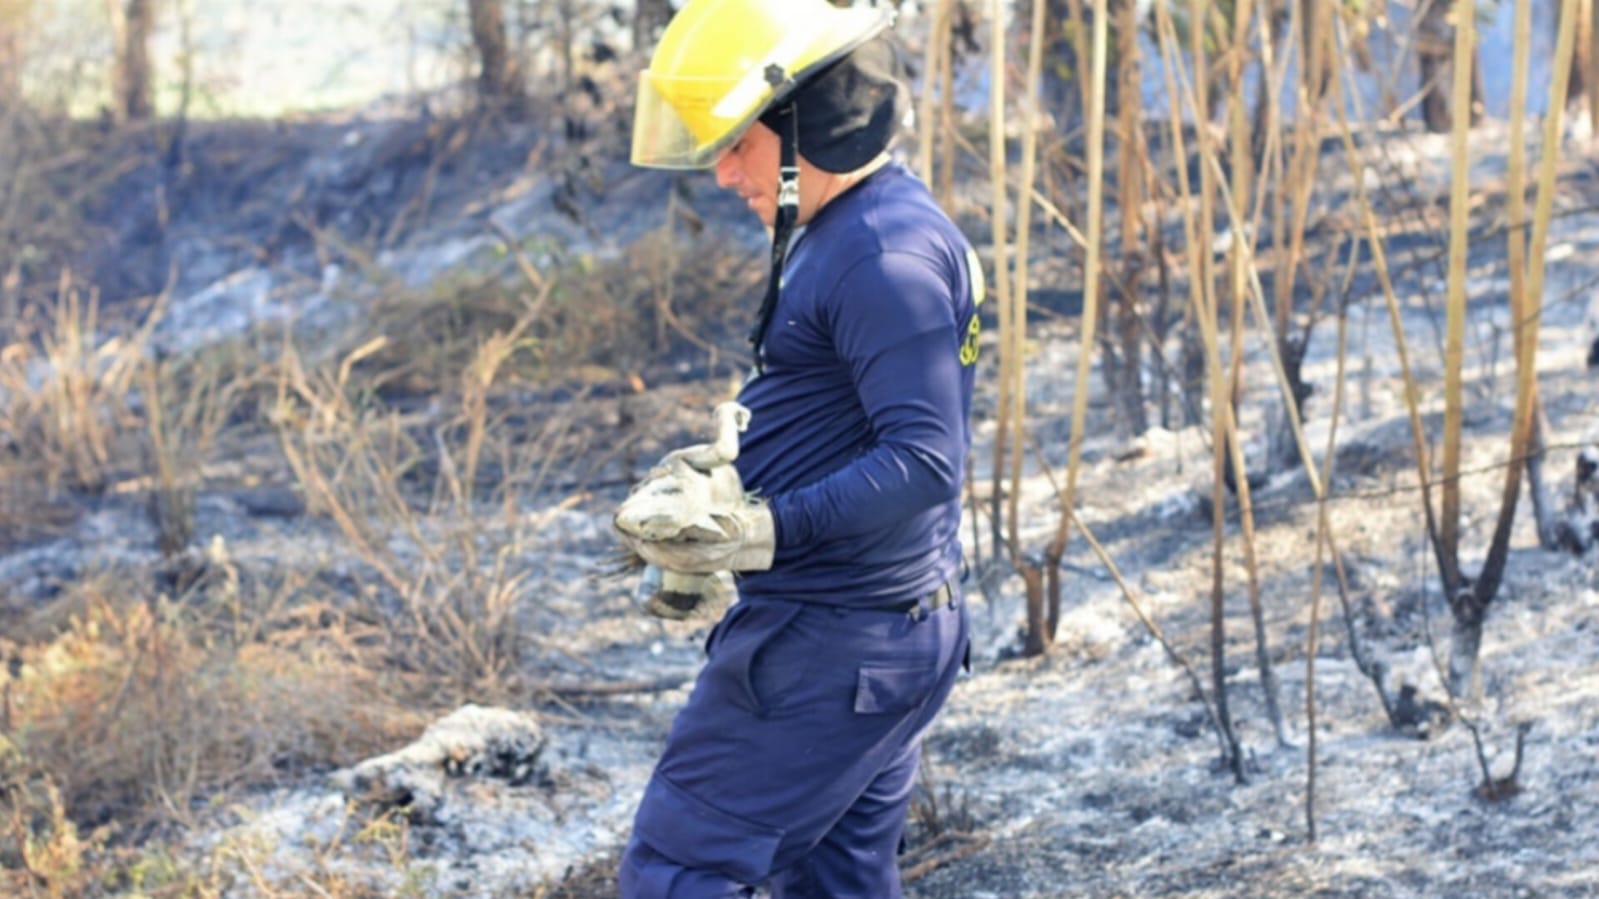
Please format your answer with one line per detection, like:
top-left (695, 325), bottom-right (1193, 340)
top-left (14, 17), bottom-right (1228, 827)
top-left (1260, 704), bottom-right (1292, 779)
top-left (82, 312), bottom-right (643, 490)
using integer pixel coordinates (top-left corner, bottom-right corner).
top-left (715, 122), bottom-right (782, 228)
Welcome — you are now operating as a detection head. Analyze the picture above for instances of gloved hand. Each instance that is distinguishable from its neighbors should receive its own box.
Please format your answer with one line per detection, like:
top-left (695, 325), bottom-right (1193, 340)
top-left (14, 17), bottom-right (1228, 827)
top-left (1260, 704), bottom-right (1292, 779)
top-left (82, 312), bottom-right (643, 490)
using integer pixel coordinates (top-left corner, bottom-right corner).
top-left (622, 497), bottom-right (775, 574)
top-left (614, 401), bottom-right (774, 575)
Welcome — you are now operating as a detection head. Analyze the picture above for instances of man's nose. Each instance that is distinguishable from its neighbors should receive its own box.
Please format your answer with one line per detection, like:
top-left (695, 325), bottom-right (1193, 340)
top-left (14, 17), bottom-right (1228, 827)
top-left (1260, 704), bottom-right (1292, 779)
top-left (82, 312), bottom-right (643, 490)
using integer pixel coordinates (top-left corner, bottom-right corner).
top-left (714, 152), bottom-right (738, 190)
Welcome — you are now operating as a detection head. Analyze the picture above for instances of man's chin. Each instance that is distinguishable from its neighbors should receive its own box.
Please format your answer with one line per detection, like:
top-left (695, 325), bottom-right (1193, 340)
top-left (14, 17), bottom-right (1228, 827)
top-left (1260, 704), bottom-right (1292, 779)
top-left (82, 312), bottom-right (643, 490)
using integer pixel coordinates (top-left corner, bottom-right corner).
top-left (746, 203), bottom-right (775, 229)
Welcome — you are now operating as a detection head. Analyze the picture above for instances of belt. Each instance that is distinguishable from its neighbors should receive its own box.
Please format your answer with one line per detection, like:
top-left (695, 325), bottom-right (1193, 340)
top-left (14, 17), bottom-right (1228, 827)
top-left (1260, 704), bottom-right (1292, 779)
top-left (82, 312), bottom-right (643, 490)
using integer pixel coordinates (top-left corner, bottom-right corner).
top-left (881, 579), bottom-right (957, 615)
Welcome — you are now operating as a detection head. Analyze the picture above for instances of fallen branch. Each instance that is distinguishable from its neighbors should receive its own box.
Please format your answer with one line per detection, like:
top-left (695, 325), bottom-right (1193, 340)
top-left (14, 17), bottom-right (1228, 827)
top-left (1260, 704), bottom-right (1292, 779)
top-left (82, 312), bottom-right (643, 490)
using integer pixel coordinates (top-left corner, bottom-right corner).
top-left (540, 677), bottom-right (690, 699)
top-left (901, 832), bottom-right (992, 884)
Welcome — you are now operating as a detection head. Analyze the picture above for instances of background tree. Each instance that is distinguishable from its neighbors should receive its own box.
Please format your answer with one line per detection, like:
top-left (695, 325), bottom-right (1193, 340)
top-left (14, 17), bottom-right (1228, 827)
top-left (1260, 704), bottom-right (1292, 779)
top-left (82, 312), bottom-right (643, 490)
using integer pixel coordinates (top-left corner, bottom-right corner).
top-left (111, 0), bottom-right (155, 121)
top-left (1564, 0), bottom-right (1599, 130)
top-left (469, 0), bottom-right (523, 107)
top-left (1417, 0), bottom-right (1452, 132)
top-left (1104, 0), bottom-right (1148, 440)
top-left (1417, 0), bottom-right (1485, 133)
top-left (633, 0), bottom-right (673, 53)
top-left (0, 0), bottom-right (23, 105)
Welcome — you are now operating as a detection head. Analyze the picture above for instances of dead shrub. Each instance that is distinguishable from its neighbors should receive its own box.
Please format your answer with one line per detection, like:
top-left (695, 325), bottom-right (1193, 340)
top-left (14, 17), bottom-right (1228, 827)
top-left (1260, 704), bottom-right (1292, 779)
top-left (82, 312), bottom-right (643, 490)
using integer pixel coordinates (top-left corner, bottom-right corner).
top-left (363, 224), bottom-right (756, 396)
top-left (0, 275), bottom-right (156, 501)
top-left (0, 108), bottom-right (107, 321)
top-left (274, 327), bottom-right (592, 695)
top-left (137, 347), bottom-right (254, 563)
top-left (0, 742), bottom-right (110, 899)
top-left (0, 277), bottom-right (261, 564)
top-left (0, 574), bottom-right (411, 848)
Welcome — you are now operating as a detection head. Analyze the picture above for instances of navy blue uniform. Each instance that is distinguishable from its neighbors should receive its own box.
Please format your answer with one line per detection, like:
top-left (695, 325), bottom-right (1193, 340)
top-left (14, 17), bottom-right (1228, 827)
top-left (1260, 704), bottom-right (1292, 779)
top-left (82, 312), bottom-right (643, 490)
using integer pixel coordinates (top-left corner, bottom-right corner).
top-left (737, 163), bottom-right (979, 607)
top-left (621, 164), bottom-right (979, 897)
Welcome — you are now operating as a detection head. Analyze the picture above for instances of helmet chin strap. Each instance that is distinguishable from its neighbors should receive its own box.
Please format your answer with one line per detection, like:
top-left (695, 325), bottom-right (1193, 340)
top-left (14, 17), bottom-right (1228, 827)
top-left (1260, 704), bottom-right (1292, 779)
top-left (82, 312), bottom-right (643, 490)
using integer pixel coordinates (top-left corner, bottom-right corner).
top-left (749, 98), bottom-right (800, 374)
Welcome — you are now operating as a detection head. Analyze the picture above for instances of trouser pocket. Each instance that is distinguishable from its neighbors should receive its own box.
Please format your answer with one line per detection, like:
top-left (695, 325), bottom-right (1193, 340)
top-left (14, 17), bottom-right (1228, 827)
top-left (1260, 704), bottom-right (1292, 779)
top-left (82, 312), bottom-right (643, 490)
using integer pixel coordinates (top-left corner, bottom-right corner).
top-left (631, 772), bottom-right (785, 888)
top-left (705, 601), bottom-right (806, 717)
top-left (853, 662), bottom-right (939, 715)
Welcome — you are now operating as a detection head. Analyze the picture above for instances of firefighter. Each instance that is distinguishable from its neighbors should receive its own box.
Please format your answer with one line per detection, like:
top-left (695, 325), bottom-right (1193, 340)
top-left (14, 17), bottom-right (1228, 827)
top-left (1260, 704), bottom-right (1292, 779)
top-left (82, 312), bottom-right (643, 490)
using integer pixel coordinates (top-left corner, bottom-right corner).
top-left (617, 0), bottom-right (982, 893)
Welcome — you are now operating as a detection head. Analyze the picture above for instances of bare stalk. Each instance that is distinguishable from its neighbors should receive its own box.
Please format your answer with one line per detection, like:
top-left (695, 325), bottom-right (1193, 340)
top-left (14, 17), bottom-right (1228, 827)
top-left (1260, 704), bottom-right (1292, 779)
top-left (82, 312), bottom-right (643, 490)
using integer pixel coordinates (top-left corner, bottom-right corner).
top-left (918, 0), bottom-right (955, 185)
top-left (1011, 0), bottom-right (1050, 650)
top-left (1326, 24), bottom-right (1450, 599)
top-left (1153, 0), bottom-right (1243, 777)
top-left (1437, 0), bottom-right (1477, 603)
top-left (1026, 436), bottom-right (1231, 759)
top-left (988, 0), bottom-right (1015, 576)
top-left (1037, 0), bottom-right (1109, 658)
top-left (1454, 0), bottom-right (1579, 698)
top-left (1224, 0), bottom-right (1287, 749)
top-left (1477, 0), bottom-right (1534, 615)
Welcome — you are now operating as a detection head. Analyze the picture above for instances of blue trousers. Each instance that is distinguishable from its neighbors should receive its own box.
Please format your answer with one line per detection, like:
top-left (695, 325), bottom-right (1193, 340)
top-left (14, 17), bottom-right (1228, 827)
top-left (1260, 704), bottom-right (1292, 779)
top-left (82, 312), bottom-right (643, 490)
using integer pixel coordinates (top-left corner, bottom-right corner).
top-left (619, 591), bottom-right (969, 898)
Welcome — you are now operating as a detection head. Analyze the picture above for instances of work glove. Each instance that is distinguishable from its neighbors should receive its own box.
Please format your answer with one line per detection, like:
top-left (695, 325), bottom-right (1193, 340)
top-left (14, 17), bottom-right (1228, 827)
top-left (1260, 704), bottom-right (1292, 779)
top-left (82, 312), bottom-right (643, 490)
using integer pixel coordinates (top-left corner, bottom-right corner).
top-left (613, 401), bottom-right (775, 576)
top-left (622, 499), bottom-right (775, 574)
top-left (613, 453), bottom-right (776, 574)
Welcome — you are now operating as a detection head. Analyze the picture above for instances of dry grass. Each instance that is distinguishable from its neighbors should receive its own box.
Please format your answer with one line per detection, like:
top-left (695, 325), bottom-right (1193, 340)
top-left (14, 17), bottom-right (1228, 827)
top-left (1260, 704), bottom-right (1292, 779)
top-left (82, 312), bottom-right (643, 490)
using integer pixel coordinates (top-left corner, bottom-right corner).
top-left (362, 224), bottom-right (756, 397)
top-left (0, 276), bottom-right (263, 560)
top-left (0, 566), bottom-right (421, 896)
top-left (273, 332), bottom-right (552, 694)
top-left (0, 275), bottom-right (431, 895)
top-left (0, 275), bottom-right (153, 502)
top-left (259, 221), bottom-right (757, 699)
top-left (139, 347), bottom-right (254, 563)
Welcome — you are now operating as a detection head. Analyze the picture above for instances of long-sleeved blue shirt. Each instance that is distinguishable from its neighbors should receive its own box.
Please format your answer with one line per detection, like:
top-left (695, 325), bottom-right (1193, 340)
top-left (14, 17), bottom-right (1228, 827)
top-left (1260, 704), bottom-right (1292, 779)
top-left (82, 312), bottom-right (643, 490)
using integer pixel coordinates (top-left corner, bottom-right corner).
top-left (734, 163), bottom-right (981, 606)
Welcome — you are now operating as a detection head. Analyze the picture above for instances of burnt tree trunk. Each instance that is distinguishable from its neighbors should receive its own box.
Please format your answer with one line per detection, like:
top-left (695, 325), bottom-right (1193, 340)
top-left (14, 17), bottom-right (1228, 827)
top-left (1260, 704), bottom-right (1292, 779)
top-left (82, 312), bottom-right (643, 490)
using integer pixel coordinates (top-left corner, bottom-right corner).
top-left (1522, 395), bottom-right (1573, 550)
top-left (1526, 399), bottom-right (1565, 550)
top-left (1251, 0), bottom-right (1288, 164)
top-left (634, 0), bottom-right (674, 52)
top-left (1180, 310), bottom-right (1206, 426)
top-left (1112, 0), bottom-right (1148, 439)
top-left (1113, 285), bottom-right (1148, 437)
top-left (115, 0), bottom-right (154, 122)
top-left (0, 6), bottom-right (20, 106)
top-left (469, 0), bottom-right (522, 107)
top-left (1415, 0), bottom-right (1484, 130)
top-left (1447, 582), bottom-right (1486, 701)
top-left (1266, 329), bottom-right (1313, 473)
top-left (1417, 0), bottom-right (1451, 132)
top-left (1591, 0), bottom-right (1599, 135)
top-left (1567, 0), bottom-right (1599, 130)
top-left (1152, 218), bottom-right (1179, 428)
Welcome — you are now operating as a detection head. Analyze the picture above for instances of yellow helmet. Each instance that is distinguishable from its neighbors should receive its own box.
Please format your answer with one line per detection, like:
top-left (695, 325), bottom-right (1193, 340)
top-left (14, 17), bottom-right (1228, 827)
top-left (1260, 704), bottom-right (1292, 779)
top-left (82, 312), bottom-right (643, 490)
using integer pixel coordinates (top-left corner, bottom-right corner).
top-left (631, 0), bottom-right (893, 170)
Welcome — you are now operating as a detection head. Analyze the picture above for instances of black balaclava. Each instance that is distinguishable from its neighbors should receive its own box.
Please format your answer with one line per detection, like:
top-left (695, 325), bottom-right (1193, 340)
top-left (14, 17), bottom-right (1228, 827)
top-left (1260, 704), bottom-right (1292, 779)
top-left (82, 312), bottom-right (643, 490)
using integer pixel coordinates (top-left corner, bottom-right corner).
top-left (758, 37), bottom-right (909, 174)
top-left (747, 37), bottom-right (908, 367)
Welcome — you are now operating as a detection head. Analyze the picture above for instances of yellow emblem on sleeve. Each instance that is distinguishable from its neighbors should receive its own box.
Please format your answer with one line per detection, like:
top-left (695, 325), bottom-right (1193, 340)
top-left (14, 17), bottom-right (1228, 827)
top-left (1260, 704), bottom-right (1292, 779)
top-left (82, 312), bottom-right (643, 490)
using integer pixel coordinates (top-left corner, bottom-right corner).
top-left (960, 246), bottom-right (985, 366)
top-left (960, 313), bottom-right (981, 366)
